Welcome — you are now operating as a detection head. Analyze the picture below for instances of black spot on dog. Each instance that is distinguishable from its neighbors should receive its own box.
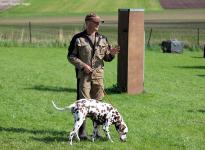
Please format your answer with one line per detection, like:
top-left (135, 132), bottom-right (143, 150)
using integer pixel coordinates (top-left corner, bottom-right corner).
top-left (82, 100), bottom-right (86, 103)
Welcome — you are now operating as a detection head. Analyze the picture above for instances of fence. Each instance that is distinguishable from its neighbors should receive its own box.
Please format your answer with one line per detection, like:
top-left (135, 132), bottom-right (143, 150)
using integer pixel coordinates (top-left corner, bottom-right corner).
top-left (0, 22), bottom-right (204, 48)
top-left (145, 27), bottom-right (205, 48)
top-left (0, 23), bottom-right (82, 47)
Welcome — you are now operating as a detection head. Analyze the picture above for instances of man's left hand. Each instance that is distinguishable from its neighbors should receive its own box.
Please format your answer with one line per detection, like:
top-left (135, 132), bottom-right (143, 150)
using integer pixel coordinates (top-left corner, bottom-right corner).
top-left (110, 45), bottom-right (120, 56)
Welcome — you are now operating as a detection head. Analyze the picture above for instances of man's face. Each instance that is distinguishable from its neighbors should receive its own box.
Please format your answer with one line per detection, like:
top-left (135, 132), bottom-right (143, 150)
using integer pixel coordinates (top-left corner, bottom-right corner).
top-left (86, 20), bottom-right (100, 32)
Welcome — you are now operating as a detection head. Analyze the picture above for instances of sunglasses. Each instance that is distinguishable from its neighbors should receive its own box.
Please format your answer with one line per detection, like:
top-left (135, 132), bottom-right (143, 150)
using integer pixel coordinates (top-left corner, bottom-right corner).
top-left (91, 20), bottom-right (100, 25)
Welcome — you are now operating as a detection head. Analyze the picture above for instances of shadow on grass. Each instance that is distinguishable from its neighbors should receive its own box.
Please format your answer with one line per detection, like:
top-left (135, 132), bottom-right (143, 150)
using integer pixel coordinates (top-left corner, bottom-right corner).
top-left (24, 84), bottom-right (122, 94)
top-left (31, 136), bottom-right (68, 143)
top-left (175, 66), bottom-right (205, 69)
top-left (0, 126), bottom-right (67, 136)
top-left (188, 109), bottom-right (205, 113)
top-left (105, 88), bottom-right (121, 95)
top-left (175, 66), bottom-right (205, 77)
top-left (0, 126), bottom-right (69, 143)
top-left (105, 84), bottom-right (122, 95)
top-left (197, 109), bottom-right (205, 113)
top-left (0, 126), bottom-right (108, 143)
top-left (31, 136), bottom-right (108, 143)
top-left (197, 75), bottom-right (205, 77)
top-left (191, 56), bottom-right (205, 59)
top-left (24, 85), bottom-right (76, 93)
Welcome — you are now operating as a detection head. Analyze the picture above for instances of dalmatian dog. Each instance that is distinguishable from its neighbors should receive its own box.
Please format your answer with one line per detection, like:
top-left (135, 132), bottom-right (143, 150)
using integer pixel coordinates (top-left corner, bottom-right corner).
top-left (52, 99), bottom-right (128, 145)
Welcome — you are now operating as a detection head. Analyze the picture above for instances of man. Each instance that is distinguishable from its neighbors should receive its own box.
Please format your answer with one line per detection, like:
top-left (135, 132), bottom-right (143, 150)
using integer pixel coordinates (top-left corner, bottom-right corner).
top-left (67, 12), bottom-right (119, 139)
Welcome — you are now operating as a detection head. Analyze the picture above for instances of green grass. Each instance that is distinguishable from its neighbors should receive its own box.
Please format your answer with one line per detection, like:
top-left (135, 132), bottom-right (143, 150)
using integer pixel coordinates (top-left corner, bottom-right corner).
top-left (0, 46), bottom-right (205, 149)
top-left (0, 0), bottom-right (162, 17)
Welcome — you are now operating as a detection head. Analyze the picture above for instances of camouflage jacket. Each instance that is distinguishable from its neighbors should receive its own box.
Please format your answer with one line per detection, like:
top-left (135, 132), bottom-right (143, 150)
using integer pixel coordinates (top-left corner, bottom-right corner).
top-left (67, 30), bottom-right (114, 79)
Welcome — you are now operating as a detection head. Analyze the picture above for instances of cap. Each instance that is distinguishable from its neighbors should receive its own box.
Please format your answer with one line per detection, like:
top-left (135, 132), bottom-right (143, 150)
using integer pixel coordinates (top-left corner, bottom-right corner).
top-left (85, 12), bottom-right (104, 23)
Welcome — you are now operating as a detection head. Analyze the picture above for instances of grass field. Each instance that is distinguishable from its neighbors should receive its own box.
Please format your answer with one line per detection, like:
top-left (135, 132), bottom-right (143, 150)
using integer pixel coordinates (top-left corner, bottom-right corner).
top-left (0, 46), bottom-right (205, 149)
top-left (0, 0), bottom-right (161, 17)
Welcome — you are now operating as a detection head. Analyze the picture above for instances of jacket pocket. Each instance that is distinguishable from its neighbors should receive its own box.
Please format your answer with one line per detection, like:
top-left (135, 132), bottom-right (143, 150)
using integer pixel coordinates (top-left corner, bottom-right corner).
top-left (78, 42), bottom-right (92, 59)
top-left (96, 42), bottom-right (107, 59)
top-left (92, 68), bottom-right (104, 79)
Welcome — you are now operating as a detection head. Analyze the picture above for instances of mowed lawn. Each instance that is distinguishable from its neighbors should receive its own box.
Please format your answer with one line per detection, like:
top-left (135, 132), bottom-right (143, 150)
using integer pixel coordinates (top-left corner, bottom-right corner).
top-left (0, 47), bottom-right (205, 149)
top-left (0, 0), bottom-right (161, 17)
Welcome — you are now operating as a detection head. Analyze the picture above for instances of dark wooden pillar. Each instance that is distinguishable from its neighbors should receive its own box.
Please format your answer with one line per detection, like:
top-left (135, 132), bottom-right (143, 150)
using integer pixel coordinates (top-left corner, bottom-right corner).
top-left (118, 9), bottom-right (144, 94)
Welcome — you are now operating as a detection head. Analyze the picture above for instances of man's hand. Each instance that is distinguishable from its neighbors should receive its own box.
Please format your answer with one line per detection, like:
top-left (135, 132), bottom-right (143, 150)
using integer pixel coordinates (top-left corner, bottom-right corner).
top-left (83, 64), bottom-right (93, 74)
top-left (110, 45), bottom-right (120, 56)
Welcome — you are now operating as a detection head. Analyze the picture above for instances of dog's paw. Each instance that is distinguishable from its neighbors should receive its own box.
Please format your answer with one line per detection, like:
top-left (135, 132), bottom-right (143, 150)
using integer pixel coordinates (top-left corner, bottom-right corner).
top-left (92, 137), bottom-right (95, 142)
top-left (68, 140), bottom-right (73, 145)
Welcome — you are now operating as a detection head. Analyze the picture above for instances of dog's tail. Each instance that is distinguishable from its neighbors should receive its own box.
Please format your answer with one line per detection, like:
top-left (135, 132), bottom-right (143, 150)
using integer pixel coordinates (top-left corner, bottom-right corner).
top-left (52, 101), bottom-right (75, 111)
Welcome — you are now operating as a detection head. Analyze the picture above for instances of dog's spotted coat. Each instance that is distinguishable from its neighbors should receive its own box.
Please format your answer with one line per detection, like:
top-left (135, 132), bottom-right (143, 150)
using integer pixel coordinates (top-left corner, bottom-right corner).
top-left (52, 99), bottom-right (128, 145)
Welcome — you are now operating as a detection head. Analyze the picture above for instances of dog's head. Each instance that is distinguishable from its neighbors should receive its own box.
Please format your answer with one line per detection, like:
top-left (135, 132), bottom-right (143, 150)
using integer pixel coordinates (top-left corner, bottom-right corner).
top-left (115, 121), bottom-right (128, 142)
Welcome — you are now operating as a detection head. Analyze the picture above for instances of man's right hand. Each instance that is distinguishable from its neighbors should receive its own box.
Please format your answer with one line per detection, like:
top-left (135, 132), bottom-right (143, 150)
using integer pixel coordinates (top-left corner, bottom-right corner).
top-left (83, 64), bottom-right (93, 74)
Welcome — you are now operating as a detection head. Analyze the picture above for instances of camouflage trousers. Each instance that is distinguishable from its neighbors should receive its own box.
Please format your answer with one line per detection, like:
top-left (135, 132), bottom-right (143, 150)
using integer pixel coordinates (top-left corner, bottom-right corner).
top-left (77, 75), bottom-right (104, 101)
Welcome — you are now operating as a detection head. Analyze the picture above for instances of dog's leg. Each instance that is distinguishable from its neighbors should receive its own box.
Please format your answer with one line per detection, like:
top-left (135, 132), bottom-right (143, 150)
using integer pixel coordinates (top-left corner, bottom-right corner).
top-left (69, 114), bottom-right (84, 145)
top-left (75, 132), bottom-right (80, 141)
top-left (103, 121), bottom-right (113, 143)
top-left (69, 131), bottom-right (75, 145)
top-left (69, 120), bottom-right (84, 145)
top-left (92, 121), bottom-right (98, 142)
top-left (74, 113), bottom-right (81, 142)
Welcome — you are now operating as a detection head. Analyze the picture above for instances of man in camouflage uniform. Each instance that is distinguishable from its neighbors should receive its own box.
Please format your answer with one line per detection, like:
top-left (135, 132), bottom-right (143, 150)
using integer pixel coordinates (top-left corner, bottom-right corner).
top-left (67, 12), bottom-right (119, 139)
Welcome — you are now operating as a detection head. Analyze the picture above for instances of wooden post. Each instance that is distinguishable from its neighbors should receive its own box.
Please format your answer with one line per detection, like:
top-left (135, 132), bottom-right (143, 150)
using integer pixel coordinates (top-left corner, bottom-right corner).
top-left (20, 28), bottom-right (25, 42)
top-left (147, 28), bottom-right (152, 47)
top-left (29, 22), bottom-right (32, 43)
top-left (203, 45), bottom-right (205, 58)
top-left (197, 28), bottom-right (199, 47)
top-left (59, 29), bottom-right (64, 42)
top-left (118, 9), bottom-right (144, 95)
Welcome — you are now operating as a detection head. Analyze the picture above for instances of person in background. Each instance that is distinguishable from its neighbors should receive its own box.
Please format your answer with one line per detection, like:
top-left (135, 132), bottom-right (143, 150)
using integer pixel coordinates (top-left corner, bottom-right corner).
top-left (67, 12), bottom-right (119, 139)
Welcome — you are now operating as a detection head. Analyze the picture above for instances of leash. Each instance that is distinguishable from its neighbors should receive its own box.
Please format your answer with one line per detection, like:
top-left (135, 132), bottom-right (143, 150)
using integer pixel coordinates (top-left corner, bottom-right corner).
top-left (77, 77), bottom-right (114, 106)
top-left (78, 32), bottom-right (114, 105)
top-left (96, 78), bottom-right (114, 106)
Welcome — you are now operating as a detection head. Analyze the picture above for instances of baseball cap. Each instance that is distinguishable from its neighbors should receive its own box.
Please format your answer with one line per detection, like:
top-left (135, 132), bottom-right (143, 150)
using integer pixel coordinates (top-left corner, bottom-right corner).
top-left (85, 12), bottom-right (104, 23)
